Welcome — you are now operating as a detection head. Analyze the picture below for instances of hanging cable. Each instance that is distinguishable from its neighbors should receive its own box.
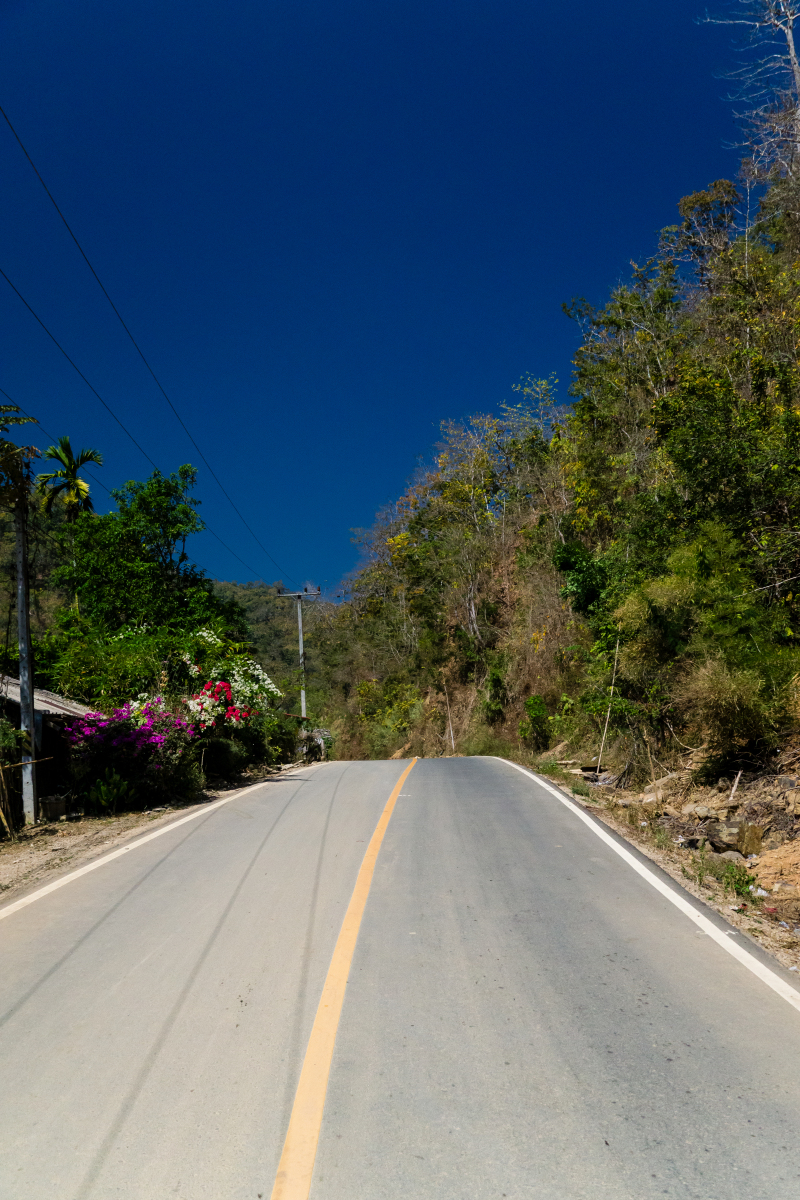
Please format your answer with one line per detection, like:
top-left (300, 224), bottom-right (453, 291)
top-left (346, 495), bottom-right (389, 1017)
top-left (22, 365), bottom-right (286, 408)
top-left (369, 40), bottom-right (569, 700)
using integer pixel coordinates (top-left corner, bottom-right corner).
top-left (0, 267), bottom-right (159, 469)
top-left (0, 385), bottom-right (268, 582)
top-left (0, 104), bottom-right (299, 585)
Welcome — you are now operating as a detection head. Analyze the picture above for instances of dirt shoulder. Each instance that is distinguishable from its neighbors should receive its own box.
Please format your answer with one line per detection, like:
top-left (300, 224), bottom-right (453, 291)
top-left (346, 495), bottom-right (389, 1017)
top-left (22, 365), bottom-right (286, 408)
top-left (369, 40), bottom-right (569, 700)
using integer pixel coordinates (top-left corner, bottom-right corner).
top-left (0, 762), bottom-right (308, 908)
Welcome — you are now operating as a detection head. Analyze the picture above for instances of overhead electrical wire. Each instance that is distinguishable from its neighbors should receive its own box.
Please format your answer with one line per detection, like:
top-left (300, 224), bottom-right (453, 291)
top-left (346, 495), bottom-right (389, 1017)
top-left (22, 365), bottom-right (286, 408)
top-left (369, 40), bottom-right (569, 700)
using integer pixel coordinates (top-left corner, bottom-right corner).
top-left (0, 103), bottom-right (299, 586)
top-left (0, 384), bottom-right (268, 583)
top-left (0, 266), bottom-right (159, 470)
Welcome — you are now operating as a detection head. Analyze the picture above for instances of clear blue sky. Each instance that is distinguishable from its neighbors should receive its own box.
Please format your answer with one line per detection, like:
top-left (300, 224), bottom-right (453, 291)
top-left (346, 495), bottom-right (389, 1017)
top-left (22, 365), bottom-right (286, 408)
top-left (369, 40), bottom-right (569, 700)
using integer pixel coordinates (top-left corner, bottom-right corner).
top-left (0, 0), bottom-right (737, 592)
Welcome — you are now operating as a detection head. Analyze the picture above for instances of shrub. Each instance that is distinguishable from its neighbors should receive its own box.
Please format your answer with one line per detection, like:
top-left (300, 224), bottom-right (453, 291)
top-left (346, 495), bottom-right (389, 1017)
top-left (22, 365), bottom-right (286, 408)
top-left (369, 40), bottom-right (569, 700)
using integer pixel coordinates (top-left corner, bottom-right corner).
top-left (186, 631), bottom-right (282, 729)
top-left (199, 735), bottom-right (249, 778)
top-left (52, 628), bottom-right (172, 710)
top-left (355, 681), bottom-right (424, 758)
top-left (553, 542), bottom-right (607, 614)
top-left (86, 768), bottom-right (135, 816)
top-left (461, 727), bottom-right (510, 758)
top-left (482, 664), bottom-right (508, 724)
top-left (519, 694), bottom-right (550, 749)
top-left (0, 716), bottom-right (26, 760)
top-left (65, 699), bottom-right (203, 809)
top-left (676, 658), bottom-right (774, 767)
top-left (722, 863), bottom-right (757, 898)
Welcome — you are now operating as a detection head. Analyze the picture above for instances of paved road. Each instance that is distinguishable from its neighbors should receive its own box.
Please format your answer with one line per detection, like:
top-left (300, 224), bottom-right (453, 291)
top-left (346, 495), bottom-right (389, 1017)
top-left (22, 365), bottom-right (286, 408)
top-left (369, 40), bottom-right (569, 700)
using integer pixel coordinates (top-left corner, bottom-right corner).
top-left (2, 757), bottom-right (800, 1199)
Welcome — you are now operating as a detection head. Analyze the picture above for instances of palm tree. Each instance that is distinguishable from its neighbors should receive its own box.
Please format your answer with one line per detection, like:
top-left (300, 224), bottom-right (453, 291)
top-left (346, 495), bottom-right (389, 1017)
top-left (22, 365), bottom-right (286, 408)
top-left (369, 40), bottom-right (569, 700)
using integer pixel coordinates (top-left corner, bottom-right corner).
top-left (36, 436), bottom-right (103, 521)
top-left (37, 436), bottom-right (103, 618)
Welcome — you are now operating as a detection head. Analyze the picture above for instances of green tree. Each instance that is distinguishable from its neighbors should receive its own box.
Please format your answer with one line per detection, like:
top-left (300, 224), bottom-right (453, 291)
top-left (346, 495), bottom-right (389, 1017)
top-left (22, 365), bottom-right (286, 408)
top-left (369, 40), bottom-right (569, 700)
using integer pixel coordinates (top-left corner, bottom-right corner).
top-left (54, 465), bottom-right (243, 634)
top-left (36, 436), bottom-right (103, 521)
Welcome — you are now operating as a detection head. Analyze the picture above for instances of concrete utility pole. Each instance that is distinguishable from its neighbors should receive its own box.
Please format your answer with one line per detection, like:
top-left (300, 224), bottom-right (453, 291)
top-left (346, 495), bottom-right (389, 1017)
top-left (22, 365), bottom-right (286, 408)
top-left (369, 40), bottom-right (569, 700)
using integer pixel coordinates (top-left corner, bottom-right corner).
top-left (278, 587), bottom-right (321, 720)
top-left (14, 497), bottom-right (36, 823)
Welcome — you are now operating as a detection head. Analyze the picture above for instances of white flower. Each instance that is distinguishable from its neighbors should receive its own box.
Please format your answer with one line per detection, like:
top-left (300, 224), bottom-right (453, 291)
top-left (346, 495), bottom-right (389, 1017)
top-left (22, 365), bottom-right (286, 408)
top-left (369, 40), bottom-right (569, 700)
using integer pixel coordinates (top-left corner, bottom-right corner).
top-left (196, 627), bottom-right (223, 646)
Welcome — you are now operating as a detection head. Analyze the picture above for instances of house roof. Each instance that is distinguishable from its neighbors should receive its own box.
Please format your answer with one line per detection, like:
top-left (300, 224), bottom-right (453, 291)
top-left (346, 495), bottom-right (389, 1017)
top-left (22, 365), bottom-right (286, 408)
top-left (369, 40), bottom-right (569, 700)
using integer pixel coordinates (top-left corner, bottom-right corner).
top-left (0, 677), bottom-right (94, 718)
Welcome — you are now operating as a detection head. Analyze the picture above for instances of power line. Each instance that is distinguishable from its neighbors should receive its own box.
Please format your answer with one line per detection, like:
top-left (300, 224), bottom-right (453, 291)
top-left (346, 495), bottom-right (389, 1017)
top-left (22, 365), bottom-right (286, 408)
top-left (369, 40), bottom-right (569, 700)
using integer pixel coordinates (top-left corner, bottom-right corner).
top-left (0, 385), bottom-right (270, 583)
top-left (0, 267), bottom-right (159, 470)
top-left (0, 103), bottom-right (299, 586)
top-left (0, 274), bottom-right (277, 579)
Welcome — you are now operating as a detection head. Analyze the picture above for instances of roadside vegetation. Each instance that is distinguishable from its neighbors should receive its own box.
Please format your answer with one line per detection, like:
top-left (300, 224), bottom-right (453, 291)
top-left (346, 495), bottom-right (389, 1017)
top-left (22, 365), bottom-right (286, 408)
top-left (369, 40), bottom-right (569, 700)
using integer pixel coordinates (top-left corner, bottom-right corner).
top-left (0, 453), bottom-right (314, 828)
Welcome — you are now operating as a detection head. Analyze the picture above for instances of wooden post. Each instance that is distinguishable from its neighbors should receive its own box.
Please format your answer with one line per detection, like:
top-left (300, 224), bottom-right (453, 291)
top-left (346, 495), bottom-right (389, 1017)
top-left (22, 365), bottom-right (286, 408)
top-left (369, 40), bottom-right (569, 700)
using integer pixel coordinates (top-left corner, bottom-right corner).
top-left (597, 636), bottom-right (620, 772)
top-left (14, 497), bottom-right (36, 824)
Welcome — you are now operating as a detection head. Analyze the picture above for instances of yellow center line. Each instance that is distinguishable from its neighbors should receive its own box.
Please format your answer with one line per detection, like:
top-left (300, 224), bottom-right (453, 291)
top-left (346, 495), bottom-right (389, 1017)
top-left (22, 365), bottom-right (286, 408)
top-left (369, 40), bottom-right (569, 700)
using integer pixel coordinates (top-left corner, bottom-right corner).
top-left (270, 757), bottom-right (417, 1200)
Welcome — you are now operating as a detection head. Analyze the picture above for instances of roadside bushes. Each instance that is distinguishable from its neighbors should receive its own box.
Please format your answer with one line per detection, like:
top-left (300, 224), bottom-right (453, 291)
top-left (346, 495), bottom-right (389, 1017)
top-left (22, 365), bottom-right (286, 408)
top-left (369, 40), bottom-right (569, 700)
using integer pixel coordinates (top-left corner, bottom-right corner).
top-left (63, 635), bottom-right (288, 811)
top-left (355, 681), bottom-right (425, 758)
top-left (86, 769), bottom-right (136, 816)
top-left (194, 711), bottom-right (290, 779)
top-left (197, 734), bottom-right (249, 780)
top-left (48, 625), bottom-right (175, 712)
top-left (68, 702), bottom-right (289, 813)
top-left (519, 694), bottom-right (549, 749)
top-left (65, 699), bottom-right (203, 812)
top-left (482, 663), bottom-right (508, 724)
top-left (675, 659), bottom-right (774, 766)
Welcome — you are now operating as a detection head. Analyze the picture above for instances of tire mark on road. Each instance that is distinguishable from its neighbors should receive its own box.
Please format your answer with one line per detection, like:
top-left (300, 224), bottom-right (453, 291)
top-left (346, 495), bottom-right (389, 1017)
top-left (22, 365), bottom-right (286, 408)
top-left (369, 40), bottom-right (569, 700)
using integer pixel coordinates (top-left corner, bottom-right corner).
top-left (74, 792), bottom-right (297, 1200)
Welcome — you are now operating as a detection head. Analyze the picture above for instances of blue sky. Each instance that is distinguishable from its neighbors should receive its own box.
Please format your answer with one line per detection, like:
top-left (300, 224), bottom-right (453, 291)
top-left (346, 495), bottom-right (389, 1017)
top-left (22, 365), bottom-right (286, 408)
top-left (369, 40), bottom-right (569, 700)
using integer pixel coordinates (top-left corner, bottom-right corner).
top-left (0, 0), bottom-right (738, 591)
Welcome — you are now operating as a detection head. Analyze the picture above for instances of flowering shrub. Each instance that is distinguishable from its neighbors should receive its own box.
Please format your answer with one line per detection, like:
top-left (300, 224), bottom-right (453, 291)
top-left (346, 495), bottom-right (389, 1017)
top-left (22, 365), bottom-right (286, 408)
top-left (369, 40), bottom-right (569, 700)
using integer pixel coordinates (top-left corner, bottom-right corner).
top-left (187, 679), bottom-right (252, 727)
top-left (60, 627), bottom-right (286, 809)
top-left (65, 699), bottom-right (202, 810)
top-left (186, 629), bottom-right (281, 730)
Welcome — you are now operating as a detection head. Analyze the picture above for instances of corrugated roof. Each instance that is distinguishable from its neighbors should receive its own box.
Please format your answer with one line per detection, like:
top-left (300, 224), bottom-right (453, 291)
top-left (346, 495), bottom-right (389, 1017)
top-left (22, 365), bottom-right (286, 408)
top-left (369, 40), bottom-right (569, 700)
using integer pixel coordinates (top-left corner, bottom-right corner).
top-left (0, 677), bottom-right (94, 718)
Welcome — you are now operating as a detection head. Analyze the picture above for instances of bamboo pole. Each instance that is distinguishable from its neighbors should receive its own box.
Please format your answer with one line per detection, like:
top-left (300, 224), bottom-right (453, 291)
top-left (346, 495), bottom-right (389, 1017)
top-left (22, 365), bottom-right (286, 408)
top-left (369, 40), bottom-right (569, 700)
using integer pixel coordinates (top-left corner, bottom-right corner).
top-left (597, 637), bottom-right (620, 772)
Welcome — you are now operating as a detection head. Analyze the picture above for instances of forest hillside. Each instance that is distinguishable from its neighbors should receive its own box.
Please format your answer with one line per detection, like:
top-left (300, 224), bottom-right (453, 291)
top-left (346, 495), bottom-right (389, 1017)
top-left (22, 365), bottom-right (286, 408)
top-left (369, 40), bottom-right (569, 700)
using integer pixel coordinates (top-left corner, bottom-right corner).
top-left (312, 172), bottom-right (800, 786)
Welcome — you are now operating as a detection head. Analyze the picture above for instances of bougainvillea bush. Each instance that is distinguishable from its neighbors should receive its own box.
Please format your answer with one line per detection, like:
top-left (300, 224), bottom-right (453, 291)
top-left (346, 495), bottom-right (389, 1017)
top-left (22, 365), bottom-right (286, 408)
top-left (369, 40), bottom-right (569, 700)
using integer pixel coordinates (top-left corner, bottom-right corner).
top-left (182, 627), bottom-right (288, 772)
top-left (64, 628), bottom-right (287, 810)
top-left (184, 627), bottom-right (282, 724)
top-left (65, 698), bottom-right (203, 812)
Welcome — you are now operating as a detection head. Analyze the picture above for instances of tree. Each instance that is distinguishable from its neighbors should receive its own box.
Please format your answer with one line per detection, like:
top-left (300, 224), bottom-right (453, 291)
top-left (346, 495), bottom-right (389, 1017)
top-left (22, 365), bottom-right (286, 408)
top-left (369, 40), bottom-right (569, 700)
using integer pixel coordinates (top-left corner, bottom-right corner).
top-left (36, 436), bottom-right (103, 521)
top-left (660, 181), bottom-right (741, 286)
top-left (705, 2), bottom-right (800, 178)
top-left (0, 406), bottom-right (38, 508)
top-left (54, 465), bottom-right (244, 634)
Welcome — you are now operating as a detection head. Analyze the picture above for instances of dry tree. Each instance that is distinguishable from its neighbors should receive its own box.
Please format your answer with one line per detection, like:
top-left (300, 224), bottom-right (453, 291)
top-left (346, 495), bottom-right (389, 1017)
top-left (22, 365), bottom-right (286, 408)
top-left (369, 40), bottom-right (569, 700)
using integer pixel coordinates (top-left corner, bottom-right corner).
top-left (704, 1), bottom-right (800, 178)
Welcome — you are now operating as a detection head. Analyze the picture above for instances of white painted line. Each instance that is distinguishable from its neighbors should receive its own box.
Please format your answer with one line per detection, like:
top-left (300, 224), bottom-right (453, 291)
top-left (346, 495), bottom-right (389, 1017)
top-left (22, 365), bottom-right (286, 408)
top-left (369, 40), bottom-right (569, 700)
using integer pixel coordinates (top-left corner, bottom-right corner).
top-left (0, 768), bottom-right (320, 924)
top-left (496, 757), bottom-right (800, 1015)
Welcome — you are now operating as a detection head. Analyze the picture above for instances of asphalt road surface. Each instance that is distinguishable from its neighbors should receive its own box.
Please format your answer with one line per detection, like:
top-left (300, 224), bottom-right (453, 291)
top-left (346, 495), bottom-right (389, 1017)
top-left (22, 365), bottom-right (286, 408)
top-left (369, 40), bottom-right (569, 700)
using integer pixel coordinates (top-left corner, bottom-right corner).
top-left (2, 757), bottom-right (800, 1199)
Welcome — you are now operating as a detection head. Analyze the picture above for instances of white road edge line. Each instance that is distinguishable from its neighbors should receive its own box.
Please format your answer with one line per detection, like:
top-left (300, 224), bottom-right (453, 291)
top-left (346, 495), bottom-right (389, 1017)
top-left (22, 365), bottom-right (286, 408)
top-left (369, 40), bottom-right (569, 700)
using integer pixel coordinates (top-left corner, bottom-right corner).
top-left (496, 757), bottom-right (800, 1015)
top-left (0, 767), bottom-right (323, 924)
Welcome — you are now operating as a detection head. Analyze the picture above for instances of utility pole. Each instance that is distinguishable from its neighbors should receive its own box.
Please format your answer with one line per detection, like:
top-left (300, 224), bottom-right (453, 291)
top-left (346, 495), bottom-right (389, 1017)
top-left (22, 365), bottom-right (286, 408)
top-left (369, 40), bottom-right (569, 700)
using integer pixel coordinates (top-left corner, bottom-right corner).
top-left (0, 408), bottom-right (40, 826)
top-left (14, 493), bottom-right (36, 823)
top-left (296, 593), bottom-right (305, 719)
top-left (278, 586), bottom-right (321, 720)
